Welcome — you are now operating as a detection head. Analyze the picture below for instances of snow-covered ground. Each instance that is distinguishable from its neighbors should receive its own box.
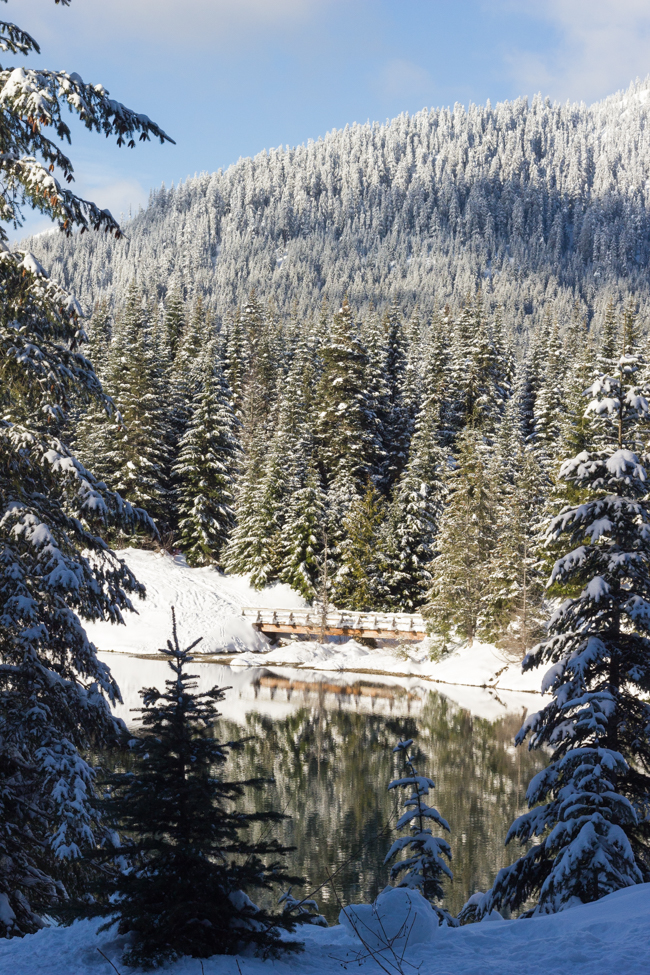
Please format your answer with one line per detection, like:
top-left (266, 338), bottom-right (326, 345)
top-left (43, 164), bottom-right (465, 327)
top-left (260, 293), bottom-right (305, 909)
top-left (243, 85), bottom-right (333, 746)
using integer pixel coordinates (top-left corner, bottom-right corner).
top-left (4, 883), bottom-right (648, 975)
top-left (85, 549), bottom-right (307, 656)
top-left (87, 550), bottom-right (547, 720)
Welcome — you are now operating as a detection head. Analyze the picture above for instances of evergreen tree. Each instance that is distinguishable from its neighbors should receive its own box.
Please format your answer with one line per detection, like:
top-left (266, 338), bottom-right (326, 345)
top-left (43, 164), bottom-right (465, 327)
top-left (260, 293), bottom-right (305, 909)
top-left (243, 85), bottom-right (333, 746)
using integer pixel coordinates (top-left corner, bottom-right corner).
top-left (316, 298), bottom-right (374, 488)
top-left (0, 3), bottom-right (171, 935)
top-left (174, 341), bottom-right (238, 567)
top-left (100, 283), bottom-right (173, 531)
top-left (331, 480), bottom-right (386, 610)
top-left (224, 429), bottom-right (266, 576)
top-left (384, 738), bottom-right (455, 926)
top-left (361, 304), bottom-right (390, 489)
top-left (280, 457), bottom-right (325, 601)
top-left (162, 280), bottom-right (186, 357)
top-left (324, 459), bottom-right (360, 593)
top-left (381, 385), bottom-right (447, 611)
top-left (382, 302), bottom-right (412, 488)
top-left (531, 322), bottom-right (566, 470)
top-left (424, 426), bottom-right (496, 647)
top-left (474, 338), bottom-right (650, 917)
top-left (483, 415), bottom-right (546, 655)
top-left (221, 307), bottom-right (248, 417)
top-left (87, 612), bottom-right (305, 967)
top-left (73, 300), bottom-right (114, 476)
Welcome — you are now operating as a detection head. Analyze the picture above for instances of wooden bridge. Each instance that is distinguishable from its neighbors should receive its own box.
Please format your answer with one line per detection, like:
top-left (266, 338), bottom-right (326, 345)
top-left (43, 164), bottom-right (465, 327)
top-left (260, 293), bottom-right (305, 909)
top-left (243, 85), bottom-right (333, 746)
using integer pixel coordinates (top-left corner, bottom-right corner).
top-left (241, 607), bottom-right (427, 641)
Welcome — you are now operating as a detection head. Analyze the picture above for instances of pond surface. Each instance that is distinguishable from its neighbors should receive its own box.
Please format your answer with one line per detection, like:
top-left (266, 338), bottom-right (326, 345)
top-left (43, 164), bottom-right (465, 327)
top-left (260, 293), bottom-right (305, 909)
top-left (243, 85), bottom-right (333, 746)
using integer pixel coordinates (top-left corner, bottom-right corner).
top-left (100, 654), bottom-right (548, 922)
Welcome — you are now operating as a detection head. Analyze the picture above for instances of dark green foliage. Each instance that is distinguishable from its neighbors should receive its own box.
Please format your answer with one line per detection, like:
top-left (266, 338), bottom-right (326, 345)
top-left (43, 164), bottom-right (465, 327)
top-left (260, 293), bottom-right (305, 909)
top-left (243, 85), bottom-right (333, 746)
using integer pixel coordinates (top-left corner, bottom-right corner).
top-left (174, 342), bottom-right (238, 567)
top-left (424, 427), bottom-right (496, 646)
top-left (281, 458), bottom-right (325, 601)
top-left (88, 612), bottom-right (304, 968)
top-left (316, 298), bottom-right (375, 488)
top-left (331, 481), bottom-right (387, 610)
top-left (88, 283), bottom-right (173, 533)
top-left (381, 383), bottom-right (447, 611)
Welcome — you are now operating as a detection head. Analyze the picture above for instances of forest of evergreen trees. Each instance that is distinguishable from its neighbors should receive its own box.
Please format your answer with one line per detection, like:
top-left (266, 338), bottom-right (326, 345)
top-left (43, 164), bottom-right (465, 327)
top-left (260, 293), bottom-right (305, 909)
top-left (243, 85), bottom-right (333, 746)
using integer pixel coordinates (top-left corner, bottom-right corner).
top-left (73, 282), bottom-right (641, 656)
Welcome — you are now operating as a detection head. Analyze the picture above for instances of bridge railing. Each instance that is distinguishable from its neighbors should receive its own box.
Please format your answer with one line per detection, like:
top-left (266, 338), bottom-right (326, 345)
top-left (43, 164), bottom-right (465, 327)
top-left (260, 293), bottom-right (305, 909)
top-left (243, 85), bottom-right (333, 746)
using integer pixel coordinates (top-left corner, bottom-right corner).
top-left (241, 607), bottom-right (427, 636)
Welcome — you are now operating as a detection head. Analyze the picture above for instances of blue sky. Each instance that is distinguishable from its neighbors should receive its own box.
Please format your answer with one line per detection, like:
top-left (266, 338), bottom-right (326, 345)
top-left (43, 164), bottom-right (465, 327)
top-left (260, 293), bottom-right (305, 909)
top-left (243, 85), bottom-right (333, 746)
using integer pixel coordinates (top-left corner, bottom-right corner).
top-left (13, 0), bottom-right (650, 239)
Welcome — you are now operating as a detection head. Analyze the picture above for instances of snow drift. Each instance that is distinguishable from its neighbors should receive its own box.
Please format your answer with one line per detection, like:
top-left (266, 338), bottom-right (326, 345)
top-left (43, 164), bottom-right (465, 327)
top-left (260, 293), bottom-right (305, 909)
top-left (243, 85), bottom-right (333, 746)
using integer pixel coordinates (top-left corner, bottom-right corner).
top-left (3, 883), bottom-right (649, 975)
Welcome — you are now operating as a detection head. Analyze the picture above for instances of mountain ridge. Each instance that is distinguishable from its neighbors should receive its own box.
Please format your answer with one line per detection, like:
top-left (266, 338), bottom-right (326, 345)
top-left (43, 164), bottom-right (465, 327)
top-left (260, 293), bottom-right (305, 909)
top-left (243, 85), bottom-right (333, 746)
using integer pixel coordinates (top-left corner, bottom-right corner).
top-left (25, 76), bottom-right (650, 336)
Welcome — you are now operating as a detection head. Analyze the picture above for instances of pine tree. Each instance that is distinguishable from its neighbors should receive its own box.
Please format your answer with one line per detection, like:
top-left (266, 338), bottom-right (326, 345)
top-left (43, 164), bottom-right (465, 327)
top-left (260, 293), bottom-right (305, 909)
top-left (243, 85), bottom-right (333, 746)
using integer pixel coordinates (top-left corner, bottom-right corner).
top-left (381, 385), bottom-right (447, 611)
top-left (483, 416), bottom-right (546, 655)
top-left (281, 457), bottom-right (325, 601)
top-left (424, 426), bottom-right (496, 647)
top-left (174, 341), bottom-right (238, 567)
top-left (531, 322), bottom-right (566, 471)
top-left (474, 336), bottom-right (650, 917)
top-left (86, 612), bottom-right (305, 967)
top-left (316, 298), bottom-right (374, 488)
top-left (331, 480), bottom-right (386, 610)
top-left (384, 738), bottom-right (455, 926)
top-left (100, 283), bottom-right (173, 532)
top-left (221, 307), bottom-right (248, 417)
top-left (224, 429), bottom-right (266, 576)
top-left (73, 300), bottom-right (114, 476)
top-left (382, 302), bottom-right (412, 488)
top-left (162, 280), bottom-right (186, 357)
top-left (0, 6), bottom-right (171, 935)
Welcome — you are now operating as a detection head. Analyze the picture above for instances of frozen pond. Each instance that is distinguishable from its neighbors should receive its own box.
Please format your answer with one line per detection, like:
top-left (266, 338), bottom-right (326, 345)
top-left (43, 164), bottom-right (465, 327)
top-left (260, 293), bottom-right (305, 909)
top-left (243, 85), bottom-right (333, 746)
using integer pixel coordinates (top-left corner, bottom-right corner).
top-left (100, 652), bottom-right (547, 921)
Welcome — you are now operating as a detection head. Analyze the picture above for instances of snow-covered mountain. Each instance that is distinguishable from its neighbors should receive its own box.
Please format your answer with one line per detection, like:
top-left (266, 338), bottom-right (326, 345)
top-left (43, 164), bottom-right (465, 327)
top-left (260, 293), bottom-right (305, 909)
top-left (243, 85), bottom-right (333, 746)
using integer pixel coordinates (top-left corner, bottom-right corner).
top-left (26, 78), bottom-right (650, 335)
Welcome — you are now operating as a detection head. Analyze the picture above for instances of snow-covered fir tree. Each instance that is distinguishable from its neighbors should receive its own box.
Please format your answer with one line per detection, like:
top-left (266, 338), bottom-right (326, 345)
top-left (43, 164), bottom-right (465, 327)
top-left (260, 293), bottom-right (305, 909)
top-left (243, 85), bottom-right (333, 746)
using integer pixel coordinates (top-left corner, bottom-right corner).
top-left (482, 396), bottom-right (547, 654)
top-left (316, 298), bottom-right (374, 488)
top-left (0, 3), bottom-right (172, 935)
top-left (381, 378), bottom-right (447, 611)
top-left (280, 457), bottom-right (325, 601)
top-left (384, 738), bottom-right (455, 926)
top-left (472, 336), bottom-right (650, 917)
top-left (97, 283), bottom-right (173, 532)
top-left (424, 426), bottom-right (496, 647)
top-left (331, 480), bottom-right (387, 610)
top-left (174, 340), bottom-right (238, 567)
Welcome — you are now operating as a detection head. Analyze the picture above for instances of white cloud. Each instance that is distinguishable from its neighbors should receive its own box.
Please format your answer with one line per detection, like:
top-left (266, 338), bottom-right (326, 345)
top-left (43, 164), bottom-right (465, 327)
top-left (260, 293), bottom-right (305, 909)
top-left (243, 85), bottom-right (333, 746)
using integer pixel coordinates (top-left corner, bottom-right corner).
top-left (30, 0), bottom-right (340, 50)
top-left (376, 59), bottom-right (434, 103)
top-left (503, 0), bottom-right (650, 103)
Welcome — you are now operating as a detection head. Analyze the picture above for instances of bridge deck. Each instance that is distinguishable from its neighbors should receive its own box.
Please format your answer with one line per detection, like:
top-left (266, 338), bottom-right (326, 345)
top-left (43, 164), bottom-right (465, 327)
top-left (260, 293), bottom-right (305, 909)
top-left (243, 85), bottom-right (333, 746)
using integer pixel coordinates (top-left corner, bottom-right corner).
top-left (241, 607), bottom-right (427, 641)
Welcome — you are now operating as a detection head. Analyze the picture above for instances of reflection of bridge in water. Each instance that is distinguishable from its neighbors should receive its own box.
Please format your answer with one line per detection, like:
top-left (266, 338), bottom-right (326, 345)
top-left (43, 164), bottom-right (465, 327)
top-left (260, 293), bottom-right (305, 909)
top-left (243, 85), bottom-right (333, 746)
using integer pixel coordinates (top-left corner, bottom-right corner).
top-left (257, 674), bottom-right (419, 701)
top-left (242, 607), bottom-right (427, 642)
top-left (253, 673), bottom-right (422, 714)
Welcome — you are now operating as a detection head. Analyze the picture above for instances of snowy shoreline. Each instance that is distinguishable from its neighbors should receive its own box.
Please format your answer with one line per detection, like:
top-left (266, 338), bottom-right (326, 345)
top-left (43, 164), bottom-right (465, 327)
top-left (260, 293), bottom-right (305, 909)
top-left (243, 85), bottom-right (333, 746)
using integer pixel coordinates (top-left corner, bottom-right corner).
top-left (85, 549), bottom-right (548, 720)
top-left (86, 549), bottom-right (544, 719)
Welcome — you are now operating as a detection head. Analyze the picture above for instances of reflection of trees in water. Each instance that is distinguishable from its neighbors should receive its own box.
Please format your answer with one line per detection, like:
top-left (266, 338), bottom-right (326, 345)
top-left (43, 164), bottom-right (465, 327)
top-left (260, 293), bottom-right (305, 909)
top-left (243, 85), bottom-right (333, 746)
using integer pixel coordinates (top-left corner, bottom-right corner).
top-left (220, 690), bottom-right (548, 921)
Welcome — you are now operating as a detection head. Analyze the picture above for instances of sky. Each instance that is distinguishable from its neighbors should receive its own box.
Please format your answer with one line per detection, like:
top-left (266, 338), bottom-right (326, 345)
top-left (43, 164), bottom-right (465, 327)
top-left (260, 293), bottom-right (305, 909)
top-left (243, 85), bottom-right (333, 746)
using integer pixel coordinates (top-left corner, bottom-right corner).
top-left (11, 0), bottom-right (650, 240)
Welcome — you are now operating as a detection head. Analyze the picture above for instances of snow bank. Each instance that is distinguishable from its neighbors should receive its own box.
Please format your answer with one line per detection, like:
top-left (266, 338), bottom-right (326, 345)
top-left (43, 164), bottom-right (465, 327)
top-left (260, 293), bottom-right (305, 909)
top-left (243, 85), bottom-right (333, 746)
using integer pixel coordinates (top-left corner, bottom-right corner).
top-left (232, 637), bottom-right (546, 697)
top-left (3, 883), bottom-right (649, 974)
top-left (84, 549), bottom-right (307, 656)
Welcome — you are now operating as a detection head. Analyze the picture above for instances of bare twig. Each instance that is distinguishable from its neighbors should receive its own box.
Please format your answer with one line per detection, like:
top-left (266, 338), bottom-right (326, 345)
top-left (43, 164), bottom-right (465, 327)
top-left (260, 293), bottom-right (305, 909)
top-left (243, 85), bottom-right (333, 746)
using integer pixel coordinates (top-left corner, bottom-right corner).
top-left (325, 869), bottom-right (397, 975)
top-left (97, 948), bottom-right (123, 975)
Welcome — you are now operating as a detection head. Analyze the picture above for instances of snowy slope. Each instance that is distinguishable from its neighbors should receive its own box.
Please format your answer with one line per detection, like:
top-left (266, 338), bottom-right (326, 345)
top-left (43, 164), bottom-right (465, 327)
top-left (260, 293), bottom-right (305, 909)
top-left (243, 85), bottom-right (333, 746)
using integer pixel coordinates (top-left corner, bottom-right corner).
top-left (84, 549), bottom-right (307, 656)
top-left (3, 883), bottom-right (649, 975)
